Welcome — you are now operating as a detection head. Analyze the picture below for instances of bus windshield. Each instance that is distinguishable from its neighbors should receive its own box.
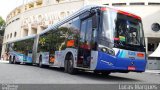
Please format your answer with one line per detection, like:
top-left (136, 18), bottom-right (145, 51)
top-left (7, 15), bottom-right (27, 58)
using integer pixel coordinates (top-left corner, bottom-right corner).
top-left (101, 9), bottom-right (145, 51)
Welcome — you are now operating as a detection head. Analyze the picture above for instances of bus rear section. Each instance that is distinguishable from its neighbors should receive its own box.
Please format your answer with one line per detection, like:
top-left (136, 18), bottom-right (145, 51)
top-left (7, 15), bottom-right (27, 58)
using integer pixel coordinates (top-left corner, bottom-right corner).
top-left (7, 36), bottom-right (35, 64)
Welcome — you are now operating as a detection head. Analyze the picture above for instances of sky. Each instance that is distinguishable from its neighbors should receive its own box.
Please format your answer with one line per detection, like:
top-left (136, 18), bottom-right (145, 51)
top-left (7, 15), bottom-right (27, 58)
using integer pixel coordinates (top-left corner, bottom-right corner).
top-left (0, 0), bottom-right (33, 21)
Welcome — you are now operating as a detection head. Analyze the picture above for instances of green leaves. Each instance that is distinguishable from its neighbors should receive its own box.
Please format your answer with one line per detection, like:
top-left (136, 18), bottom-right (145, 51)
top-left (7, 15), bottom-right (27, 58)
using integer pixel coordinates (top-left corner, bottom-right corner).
top-left (0, 16), bottom-right (5, 26)
top-left (0, 16), bottom-right (5, 36)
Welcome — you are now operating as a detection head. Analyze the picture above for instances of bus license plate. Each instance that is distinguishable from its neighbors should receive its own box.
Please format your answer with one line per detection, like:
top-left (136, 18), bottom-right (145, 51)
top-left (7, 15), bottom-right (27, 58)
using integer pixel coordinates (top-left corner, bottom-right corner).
top-left (128, 66), bottom-right (136, 70)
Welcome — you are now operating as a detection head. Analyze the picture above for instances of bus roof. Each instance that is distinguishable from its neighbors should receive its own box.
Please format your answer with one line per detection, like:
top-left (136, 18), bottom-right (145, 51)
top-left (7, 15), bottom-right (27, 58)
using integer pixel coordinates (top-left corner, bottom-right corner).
top-left (5, 34), bottom-right (36, 44)
top-left (39, 5), bottom-right (141, 35)
top-left (39, 5), bottom-right (102, 35)
top-left (5, 5), bottom-right (141, 45)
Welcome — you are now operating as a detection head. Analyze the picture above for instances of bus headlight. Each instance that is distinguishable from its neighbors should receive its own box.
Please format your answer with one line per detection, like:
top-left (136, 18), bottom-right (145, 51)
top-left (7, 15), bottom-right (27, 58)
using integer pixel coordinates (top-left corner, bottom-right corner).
top-left (101, 47), bottom-right (115, 56)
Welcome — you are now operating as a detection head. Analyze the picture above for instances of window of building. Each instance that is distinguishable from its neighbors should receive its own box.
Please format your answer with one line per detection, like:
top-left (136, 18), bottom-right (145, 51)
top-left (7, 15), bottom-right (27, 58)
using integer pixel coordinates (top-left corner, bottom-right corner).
top-left (16, 18), bottom-right (20, 21)
top-left (112, 3), bottom-right (126, 6)
top-left (36, 0), bottom-right (43, 6)
top-left (14, 32), bottom-right (17, 37)
top-left (31, 28), bottom-right (37, 34)
top-left (29, 3), bottom-right (34, 8)
top-left (103, 4), bottom-right (109, 6)
top-left (17, 9), bottom-right (21, 14)
top-left (7, 34), bottom-right (9, 39)
top-left (12, 20), bottom-right (15, 22)
top-left (38, 15), bottom-right (42, 21)
top-left (67, 11), bottom-right (70, 16)
top-left (130, 2), bottom-right (145, 5)
top-left (148, 2), bottom-right (160, 5)
top-left (10, 33), bottom-right (12, 38)
top-left (56, 0), bottom-right (65, 3)
top-left (148, 57), bottom-right (160, 60)
top-left (25, 5), bottom-right (28, 10)
top-left (60, 12), bottom-right (66, 19)
top-left (148, 43), bottom-right (155, 51)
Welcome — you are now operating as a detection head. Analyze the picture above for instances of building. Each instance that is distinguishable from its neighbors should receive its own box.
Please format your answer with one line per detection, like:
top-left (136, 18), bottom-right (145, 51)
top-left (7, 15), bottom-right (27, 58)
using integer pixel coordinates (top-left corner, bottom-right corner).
top-left (2, 0), bottom-right (160, 69)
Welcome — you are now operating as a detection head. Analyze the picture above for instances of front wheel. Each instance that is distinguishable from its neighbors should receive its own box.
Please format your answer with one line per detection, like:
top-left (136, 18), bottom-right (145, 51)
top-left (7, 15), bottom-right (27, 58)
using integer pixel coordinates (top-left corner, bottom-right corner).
top-left (101, 71), bottom-right (111, 76)
top-left (65, 54), bottom-right (77, 74)
top-left (94, 71), bottom-right (111, 76)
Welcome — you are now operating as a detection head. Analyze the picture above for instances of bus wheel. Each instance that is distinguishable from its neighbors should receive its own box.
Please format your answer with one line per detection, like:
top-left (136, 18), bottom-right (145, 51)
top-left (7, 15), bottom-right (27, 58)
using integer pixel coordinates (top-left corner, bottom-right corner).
top-left (67, 54), bottom-right (77, 74)
top-left (39, 56), bottom-right (44, 68)
top-left (64, 60), bottom-right (68, 73)
top-left (94, 70), bottom-right (101, 74)
top-left (9, 56), bottom-right (13, 64)
top-left (94, 71), bottom-right (111, 76)
top-left (101, 71), bottom-right (111, 76)
top-left (13, 56), bottom-right (17, 64)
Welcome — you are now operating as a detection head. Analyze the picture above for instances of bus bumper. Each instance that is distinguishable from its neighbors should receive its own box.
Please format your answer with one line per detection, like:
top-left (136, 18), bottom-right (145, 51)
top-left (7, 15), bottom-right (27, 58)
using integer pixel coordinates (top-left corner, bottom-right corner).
top-left (114, 58), bottom-right (147, 72)
top-left (95, 52), bottom-right (147, 72)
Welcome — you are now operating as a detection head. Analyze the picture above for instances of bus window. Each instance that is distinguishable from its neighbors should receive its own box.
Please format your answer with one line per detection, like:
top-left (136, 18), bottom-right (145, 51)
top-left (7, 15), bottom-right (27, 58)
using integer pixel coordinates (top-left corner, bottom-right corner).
top-left (80, 20), bottom-right (87, 42)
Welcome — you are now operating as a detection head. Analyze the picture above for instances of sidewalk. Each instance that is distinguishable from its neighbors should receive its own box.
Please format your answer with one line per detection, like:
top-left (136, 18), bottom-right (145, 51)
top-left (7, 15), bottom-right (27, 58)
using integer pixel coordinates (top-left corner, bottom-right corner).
top-left (0, 60), bottom-right (9, 63)
top-left (145, 70), bottom-right (160, 74)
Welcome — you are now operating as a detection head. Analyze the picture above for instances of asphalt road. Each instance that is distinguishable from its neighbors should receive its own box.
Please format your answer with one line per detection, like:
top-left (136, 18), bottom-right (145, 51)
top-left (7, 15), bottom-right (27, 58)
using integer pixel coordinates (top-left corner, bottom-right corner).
top-left (0, 61), bottom-right (160, 84)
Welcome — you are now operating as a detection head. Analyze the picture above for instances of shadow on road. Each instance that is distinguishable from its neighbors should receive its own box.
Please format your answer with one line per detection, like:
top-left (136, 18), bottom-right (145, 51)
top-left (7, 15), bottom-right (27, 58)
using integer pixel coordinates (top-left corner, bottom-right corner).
top-left (3, 62), bottom-right (140, 82)
top-left (44, 67), bottom-right (140, 82)
top-left (77, 71), bottom-right (140, 82)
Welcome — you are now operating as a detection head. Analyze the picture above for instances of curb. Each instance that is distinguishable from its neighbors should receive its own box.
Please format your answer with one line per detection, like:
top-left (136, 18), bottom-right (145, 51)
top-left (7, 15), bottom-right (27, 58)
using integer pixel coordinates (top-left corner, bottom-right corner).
top-left (0, 60), bottom-right (9, 63)
top-left (145, 70), bottom-right (160, 74)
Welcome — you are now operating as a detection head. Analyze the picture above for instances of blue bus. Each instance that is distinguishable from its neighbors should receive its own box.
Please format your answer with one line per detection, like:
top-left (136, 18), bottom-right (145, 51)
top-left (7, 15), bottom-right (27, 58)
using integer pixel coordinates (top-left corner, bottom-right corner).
top-left (8, 5), bottom-right (147, 75)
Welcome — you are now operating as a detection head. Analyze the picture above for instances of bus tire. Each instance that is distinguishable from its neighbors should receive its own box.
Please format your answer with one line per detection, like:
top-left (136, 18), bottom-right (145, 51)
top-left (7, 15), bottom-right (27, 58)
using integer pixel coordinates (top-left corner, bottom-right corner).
top-left (101, 71), bottom-right (111, 76)
top-left (64, 60), bottom-right (68, 73)
top-left (94, 70), bottom-right (101, 74)
top-left (9, 56), bottom-right (13, 64)
top-left (13, 56), bottom-right (16, 64)
top-left (39, 55), bottom-right (44, 68)
top-left (67, 54), bottom-right (77, 74)
top-left (94, 70), bottom-right (111, 76)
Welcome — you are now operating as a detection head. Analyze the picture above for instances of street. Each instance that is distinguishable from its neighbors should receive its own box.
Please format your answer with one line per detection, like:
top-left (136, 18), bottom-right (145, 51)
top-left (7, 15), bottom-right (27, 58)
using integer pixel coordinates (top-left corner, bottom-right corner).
top-left (0, 61), bottom-right (160, 84)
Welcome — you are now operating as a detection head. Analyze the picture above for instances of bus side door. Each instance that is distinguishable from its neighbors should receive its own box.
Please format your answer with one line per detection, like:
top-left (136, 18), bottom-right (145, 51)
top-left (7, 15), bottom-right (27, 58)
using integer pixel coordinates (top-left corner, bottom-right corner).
top-left (78, 16), bottom-right (93, 68)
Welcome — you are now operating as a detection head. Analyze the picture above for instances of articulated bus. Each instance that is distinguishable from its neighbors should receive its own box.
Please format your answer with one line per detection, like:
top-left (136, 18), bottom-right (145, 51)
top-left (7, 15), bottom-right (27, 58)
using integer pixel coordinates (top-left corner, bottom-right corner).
top-left (8, 5), bottom-right (147, 75)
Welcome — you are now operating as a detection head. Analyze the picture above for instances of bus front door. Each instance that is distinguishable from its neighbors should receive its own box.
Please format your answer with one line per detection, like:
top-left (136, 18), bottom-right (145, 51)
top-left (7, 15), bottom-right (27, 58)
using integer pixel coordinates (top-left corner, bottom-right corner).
top-left (78, 17), bottom-right (92, 68)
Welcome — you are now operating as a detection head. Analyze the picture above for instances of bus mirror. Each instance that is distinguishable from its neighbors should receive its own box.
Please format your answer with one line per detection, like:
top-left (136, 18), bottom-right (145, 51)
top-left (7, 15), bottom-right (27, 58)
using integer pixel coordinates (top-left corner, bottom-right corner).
top-left (92, 15), bottom-right (97, 28)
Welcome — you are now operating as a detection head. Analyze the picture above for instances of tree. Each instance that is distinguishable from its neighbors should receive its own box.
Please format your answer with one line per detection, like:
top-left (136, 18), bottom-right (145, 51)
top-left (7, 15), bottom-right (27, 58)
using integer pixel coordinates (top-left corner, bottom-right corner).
top-left (56, 0), bottom-right (60, 3)
top-left (0, 16), bottom-right (5, 58)
top-left (0, 16), bottom-right (5, 36)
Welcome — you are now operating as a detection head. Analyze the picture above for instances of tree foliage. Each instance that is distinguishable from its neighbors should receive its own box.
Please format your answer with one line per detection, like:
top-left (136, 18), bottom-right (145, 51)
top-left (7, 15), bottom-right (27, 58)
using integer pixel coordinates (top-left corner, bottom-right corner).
top-left (0, 16), bottom-right (5, 36)
top-left (56, 0), bottom-right (60, 3)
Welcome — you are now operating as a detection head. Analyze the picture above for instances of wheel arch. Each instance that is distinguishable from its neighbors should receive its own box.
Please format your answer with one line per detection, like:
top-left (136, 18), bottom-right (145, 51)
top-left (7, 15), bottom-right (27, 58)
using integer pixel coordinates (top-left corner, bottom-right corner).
top-left (64, 49), bottom-right (77, 67)
top-left (65, 52), bottom-right (73, 61)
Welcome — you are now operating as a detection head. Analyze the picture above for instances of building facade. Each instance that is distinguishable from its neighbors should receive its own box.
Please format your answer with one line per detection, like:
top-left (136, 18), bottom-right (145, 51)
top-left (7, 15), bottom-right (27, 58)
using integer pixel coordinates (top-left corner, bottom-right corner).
top-left (2, 0), bottom-right (160, 69)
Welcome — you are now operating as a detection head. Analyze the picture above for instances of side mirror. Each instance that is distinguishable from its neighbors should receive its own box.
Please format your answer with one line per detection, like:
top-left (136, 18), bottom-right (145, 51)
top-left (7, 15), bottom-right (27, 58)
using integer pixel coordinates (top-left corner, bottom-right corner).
top-left (92, 14), bottom-right (97, 28)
